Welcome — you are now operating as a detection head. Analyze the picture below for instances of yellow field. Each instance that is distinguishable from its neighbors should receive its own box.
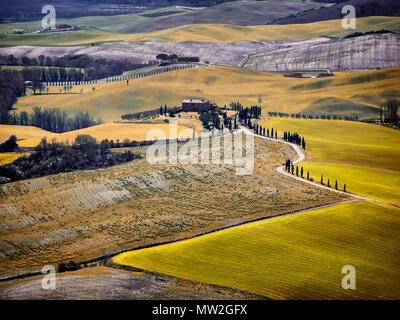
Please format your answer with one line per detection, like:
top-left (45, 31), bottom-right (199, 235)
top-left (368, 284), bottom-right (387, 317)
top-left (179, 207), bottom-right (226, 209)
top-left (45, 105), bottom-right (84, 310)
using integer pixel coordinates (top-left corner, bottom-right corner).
top-left (14, 66), bottom-right (400, 122)
top-left (113, 200), bottom-right (400, 299)
top-left (0, 153), bottom-right (29, 166)
top-left (261, 118), bottom-right (400, 170)
top-left (0, 123), bottom-right (195, 147)
top-left (1, 16), bottom-right (399, 45)
top-left (300, 162), bottom-right (400, 205)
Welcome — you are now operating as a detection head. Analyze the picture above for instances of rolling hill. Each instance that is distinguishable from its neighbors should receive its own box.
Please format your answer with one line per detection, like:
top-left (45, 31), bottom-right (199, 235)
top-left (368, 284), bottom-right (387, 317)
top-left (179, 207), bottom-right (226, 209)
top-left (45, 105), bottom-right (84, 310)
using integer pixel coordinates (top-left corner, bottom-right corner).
top-left (0, 1), bottom-right (323, 33)
top-left (12, 66), bottom-right (400, 122)
top-left (114, 200), bottom-right (400, 299)
top-left (1, 16), bottom-right (399, 46)
top-left (275, 0), bottom-right (400, 25)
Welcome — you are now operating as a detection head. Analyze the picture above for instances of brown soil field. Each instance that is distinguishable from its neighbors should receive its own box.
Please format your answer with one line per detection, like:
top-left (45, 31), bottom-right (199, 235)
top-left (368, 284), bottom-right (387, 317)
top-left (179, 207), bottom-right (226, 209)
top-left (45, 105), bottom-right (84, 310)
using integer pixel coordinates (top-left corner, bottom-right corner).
top-left (0, 266), bottom-right (265, 300)
top-left (0, 137), bottom-right (349, 277)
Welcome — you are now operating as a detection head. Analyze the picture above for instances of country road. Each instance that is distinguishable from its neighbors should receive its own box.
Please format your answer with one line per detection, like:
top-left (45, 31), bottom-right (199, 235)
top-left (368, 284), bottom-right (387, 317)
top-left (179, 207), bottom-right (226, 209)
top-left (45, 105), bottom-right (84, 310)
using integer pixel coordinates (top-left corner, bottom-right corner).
top-left (1, 125), bottom-right (398, 283)
top-left (239, 125), bottom-right (400, 208)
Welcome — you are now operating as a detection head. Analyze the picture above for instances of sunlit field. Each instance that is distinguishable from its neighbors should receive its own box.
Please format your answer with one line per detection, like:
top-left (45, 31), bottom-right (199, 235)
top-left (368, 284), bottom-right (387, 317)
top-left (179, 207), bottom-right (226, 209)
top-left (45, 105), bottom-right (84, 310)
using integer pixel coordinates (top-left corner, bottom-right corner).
top-left (299, 162), bottom-right (400, 205)
top-left (0, 16), bottom-right (399, 45)
top-left (13, 66), bottom-right (400, 122)
top-left (114, 201), bottom-right (400, 299)
top-left (262, 118), bottom-right (400, 170)
top-left (0, 123), bottom-right (195, 147)
top-left (0, 153), bottom-right (29, 166)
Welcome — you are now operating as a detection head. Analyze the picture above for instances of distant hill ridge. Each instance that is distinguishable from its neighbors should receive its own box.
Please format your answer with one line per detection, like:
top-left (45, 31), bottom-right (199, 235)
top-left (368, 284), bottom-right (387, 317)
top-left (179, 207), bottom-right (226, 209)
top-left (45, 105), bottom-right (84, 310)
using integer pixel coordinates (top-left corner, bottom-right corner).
top-left (274, 0), bottom-right (400, 25)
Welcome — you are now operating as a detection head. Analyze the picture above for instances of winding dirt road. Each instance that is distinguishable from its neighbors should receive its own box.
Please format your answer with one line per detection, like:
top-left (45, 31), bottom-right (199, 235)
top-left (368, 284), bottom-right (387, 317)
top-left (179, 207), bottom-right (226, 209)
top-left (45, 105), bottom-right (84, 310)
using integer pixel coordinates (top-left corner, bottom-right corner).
top-left (239, 126), bottom-right (399, 208)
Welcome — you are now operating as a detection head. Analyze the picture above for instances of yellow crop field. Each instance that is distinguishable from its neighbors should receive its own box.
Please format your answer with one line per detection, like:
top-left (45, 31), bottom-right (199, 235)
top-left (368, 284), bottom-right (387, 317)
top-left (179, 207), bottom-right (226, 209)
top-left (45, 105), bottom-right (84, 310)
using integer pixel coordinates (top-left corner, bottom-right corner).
top-left (0, 125), bottom-right (50, 143)
top-left (299, 162), bottom-right (400, 205)
top-left (113, 201), bottom-right (400, 300)
top-left (0, 153), bottom-right (29, 166)
top-left (1, 16), bottom-right (399, 45)
top-left (0, 123), bottom-right (195, 147)
top-left (261, 118), bottom-right (400, 170)
top-left (137, 16), bottom-right (400, 43)
top-left (14, 66), bottom-right (400, 122)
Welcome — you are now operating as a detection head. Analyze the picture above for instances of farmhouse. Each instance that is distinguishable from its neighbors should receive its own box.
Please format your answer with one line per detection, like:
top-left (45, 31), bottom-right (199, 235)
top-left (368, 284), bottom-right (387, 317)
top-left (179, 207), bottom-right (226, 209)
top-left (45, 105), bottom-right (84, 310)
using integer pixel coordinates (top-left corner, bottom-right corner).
top-left (182, 99), bottom-right (211, 112)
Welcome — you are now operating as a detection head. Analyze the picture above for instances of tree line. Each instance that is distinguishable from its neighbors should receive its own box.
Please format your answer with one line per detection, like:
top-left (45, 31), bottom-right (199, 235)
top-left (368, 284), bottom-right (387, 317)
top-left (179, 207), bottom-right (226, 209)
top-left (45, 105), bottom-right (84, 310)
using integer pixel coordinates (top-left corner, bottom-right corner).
top-left (284, 160), bottom-right (347, 192)
top-left (0, 69), bottom-right (26, 124)
top-left (283, 131), bottom-right (306, 149)
top-left (267, 111), bottom-right (360, 121)
top-left (121, 105), bottom-right (182, 120)
top-left (380, 99), bottom-right (399, 124)
top-left (156, 54), bottom-right (200, 64)
top-left (5, 107), bottom-right (102, 133)
top-left (0, 54), bottom-right (155, 82)
top-left (0, 134), bottom-right (139, 184)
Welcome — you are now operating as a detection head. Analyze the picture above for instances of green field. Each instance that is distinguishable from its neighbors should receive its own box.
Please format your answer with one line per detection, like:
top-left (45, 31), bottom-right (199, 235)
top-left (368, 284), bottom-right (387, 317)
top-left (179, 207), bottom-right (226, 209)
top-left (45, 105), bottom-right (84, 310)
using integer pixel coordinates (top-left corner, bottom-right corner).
top-left (114, 201), bottom-right (400, 299)
top-left (1, 16), bottom-right (399, 46)
top-left (300, 162), bottom-right (400, 205)
top-left (262, 118), bottom-right (400, 170)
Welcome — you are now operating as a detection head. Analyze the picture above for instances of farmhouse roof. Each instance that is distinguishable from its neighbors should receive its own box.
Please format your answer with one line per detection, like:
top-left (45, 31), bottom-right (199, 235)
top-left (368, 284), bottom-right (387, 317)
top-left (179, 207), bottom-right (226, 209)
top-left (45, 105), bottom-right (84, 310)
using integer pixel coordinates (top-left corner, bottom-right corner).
top-left (182, 99), bottom-right (209, 104)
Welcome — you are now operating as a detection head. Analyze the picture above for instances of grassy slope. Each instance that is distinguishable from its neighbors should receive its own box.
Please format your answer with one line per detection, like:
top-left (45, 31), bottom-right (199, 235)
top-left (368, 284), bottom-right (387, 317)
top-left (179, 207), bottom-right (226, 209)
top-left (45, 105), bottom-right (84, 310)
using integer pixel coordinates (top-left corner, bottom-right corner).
top-left (0, 1), bottom-right (322, 35)
top-left (13, 66), bottom-right (400, 122)
top-left (1, 16), bottom-right (399, 45)
top-left (262, 118), bottom-right (400, 169)
top-left (114, 201), bottom-right (400, 299)
top-left (300, 162), bottom-right (400, 205)
top-left (261, 118), bottom-right (400, 203)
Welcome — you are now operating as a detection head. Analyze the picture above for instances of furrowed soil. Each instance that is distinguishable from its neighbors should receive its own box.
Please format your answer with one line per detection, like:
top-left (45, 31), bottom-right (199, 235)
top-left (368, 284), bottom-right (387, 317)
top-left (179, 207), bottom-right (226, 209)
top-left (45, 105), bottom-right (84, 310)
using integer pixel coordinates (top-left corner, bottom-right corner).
top-left (0, 137), bottom-right (348, 277)
top-left (0, 266), bottom-right (266, 300)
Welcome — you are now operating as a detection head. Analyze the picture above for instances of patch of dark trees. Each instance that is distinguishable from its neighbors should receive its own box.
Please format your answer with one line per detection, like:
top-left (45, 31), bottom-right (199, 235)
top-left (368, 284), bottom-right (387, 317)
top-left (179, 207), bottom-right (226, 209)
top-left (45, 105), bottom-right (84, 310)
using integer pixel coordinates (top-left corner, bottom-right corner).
top-left (343, 29), bottom-right (392, 39)
top-left (121, 105), bottom-right (182, 120)
top-left (267, 111), bottom-right (359, 121)
top-left (0, 69), bottom-right (26, 124)
top-left (0, 54), bottom-right (155, 82)
top-left (380, 99), bottom-right (399, 124)
top-left (6, 107), bottom-right (103, 133)
top-left (199, 110), bottom-right (222, 130)
top-left (156, 53), bottom-right (200, 65)
top-left (0, 135), bottom-right (139, 184)
top-left (232, 102), bottom-right (261, 122)
top-left (284, 160), bottom-right (347, 192)
top-left (283, 131), bottom-right (306, 149)
top-left (0, 135), bottom-right (18, 152)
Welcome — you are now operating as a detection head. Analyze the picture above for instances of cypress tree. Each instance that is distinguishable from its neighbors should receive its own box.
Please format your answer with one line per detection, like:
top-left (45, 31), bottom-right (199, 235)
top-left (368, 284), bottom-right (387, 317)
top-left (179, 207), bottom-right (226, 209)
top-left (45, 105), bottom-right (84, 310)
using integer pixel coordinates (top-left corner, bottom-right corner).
top-left (344, 184), bottom-right (347, 192)
top-left (291, 165), bottom-right (294, 175)
top-left (307, 171), bottom-right (309, 180)
top-left (301, 166), bottom-right (303, 178)
top-left (327, 179), bottom-right (330, 187)
top-left (296, 166), bottom-right (299, 176)
top-left (335, 180), bottom-right (338, 190)
top-left (321, 175), bottom-right (323, 184)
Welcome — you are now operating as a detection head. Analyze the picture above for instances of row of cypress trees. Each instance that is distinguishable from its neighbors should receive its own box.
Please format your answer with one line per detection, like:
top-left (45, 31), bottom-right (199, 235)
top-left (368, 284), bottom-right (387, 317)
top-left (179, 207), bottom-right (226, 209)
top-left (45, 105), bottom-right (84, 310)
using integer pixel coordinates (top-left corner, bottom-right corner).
top-left (284, 159), bottom-right (347, 192)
